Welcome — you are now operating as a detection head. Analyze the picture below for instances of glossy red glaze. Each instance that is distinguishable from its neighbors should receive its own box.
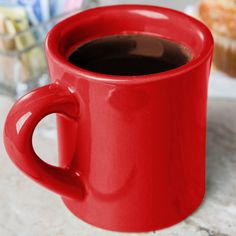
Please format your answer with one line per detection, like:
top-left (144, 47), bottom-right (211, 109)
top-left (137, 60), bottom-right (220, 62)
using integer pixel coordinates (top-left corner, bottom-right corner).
top-left (4, 5), bottom-right (213, 232)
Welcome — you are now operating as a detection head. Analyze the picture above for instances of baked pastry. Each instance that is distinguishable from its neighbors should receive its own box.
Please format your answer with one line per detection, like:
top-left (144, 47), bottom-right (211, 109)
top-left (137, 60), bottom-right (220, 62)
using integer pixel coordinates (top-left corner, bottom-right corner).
top-left (199, 0), bottom-right (236, 77)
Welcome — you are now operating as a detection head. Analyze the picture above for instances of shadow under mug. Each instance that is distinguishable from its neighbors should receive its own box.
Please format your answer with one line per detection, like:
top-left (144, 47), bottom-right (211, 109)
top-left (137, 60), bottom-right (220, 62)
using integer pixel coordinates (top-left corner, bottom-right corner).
top-left (4, 5), bottom-right (213, 232)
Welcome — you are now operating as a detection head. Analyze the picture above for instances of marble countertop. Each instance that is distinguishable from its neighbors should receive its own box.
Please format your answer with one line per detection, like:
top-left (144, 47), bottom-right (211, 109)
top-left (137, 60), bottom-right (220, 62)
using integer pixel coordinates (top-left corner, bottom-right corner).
top-left (0, 95), bottom-right (236, 236)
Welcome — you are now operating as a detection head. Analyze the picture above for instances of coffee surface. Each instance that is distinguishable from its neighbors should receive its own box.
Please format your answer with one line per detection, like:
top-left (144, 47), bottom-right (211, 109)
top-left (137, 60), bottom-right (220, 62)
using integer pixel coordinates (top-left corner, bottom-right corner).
top-left (68, 34), bottom-right (191, 76)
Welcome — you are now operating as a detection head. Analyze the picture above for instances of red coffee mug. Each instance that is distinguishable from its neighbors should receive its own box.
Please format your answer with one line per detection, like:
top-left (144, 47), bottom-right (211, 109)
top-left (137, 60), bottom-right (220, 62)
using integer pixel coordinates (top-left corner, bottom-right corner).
top-left (4, 5), bottom-right (213, 232)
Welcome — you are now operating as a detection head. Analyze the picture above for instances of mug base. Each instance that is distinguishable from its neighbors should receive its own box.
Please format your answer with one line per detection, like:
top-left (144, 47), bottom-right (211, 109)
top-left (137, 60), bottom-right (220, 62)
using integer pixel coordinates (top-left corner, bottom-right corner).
top-left (61, 191), bottom-right (205, 233)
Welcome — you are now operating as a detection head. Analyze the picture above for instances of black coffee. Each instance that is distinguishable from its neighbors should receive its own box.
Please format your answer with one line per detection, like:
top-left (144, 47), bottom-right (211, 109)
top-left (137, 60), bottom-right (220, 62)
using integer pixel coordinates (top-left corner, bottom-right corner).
top-left (68, 34), bottom-right (191, 76)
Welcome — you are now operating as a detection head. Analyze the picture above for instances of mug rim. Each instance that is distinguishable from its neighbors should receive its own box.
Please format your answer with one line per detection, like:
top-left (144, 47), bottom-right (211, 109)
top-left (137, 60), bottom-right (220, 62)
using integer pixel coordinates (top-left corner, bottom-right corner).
top-left (45, 4), bottom-right (214, 84)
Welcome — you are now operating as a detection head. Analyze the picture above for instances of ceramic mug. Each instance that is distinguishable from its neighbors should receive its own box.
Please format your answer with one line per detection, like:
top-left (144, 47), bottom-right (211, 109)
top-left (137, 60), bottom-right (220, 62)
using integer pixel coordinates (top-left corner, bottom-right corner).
top-left (4, 5), bottom-right (213, 232)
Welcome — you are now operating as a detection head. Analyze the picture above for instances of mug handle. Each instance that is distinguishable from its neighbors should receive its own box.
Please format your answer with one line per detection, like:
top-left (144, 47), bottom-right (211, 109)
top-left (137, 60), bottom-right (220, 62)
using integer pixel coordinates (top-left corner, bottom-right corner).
top-left (4, 83), bottom-right (86, 200)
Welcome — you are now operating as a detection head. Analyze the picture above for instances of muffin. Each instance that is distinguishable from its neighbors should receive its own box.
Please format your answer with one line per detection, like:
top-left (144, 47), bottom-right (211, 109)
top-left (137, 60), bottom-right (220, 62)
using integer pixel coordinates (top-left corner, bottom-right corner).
top-left (199, 0), bottom-right (236, 77)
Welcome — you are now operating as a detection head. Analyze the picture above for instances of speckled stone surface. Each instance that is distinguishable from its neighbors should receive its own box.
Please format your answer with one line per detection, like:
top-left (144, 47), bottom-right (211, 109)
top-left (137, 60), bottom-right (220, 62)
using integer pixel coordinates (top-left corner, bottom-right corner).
top-left (0, 96), bottom-right (236, 236)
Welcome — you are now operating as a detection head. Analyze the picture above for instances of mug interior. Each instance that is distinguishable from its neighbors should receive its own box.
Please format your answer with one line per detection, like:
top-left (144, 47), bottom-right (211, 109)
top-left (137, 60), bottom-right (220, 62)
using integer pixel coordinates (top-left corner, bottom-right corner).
top-left (45, 5), bottom-right (213, 82)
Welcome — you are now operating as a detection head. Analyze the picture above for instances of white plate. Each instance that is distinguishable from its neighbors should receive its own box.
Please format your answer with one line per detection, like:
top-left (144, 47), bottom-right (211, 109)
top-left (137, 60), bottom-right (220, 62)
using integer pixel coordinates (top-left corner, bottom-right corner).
top-left (185, 5), bottom-right (236, 99)
top-left (209, 70), bottom-right (236, 99)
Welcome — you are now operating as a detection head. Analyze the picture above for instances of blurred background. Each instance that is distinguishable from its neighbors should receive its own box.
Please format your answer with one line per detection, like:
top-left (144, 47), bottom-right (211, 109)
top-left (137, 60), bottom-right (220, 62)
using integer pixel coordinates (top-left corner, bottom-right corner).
top-left (0, 0), bottom-right (235, 99)
top-left (0, 0), bottom-right (98, 98)
top-left (0, 1), bottom-right (235, 236)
